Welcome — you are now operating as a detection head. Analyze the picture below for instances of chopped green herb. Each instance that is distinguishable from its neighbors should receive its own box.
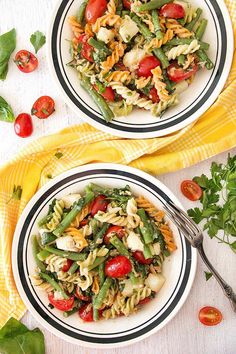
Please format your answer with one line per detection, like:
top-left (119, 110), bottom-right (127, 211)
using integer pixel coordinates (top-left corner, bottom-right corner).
top-left (30, 31), bottom-right (46, 54)
top-left (41, 108), bottom-right (49, 115)
top-left (46, 174), bottom-right (52, 179)
top-left (204, 271), bottom-right (213, 281)
top-left (55, 152), bottom-right (63, 159)
top-left (7, 185), bottom-right (22, 204)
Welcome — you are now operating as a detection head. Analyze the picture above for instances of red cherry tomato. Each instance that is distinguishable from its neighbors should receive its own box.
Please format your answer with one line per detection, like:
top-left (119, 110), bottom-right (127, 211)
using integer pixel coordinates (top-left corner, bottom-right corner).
top-left (199, 306), bottom-right (223, 326)
top-left (115, 61), bottom-right (128, 71)
top-left (75, 287), bottom-right (91, 302)
top-left (132, 251), bottom-right (153, 265)
top-left (123, 0), bottom-right (131, 9)
top-left (14, 113), bottom-right (33, 138)
top-left (78, 303), bottom-right (94, 322)
top-left (31, 96), bottom-right (55, 119)
top-left (85, 0), bottom-right (107, 24)
top-left (104, 225), bottom-right (125, 244)
top-left (78, 34), bottom-right (94, 62)
top-left (149, 87), bottom-right (160, 103)
top-left (94, 85), bottom-right (115, 102)
top-left (167, 62), bottom-right (198, 83)
top-left (61, 259), bottom-right (73, 272)
top-left (139, 297), bottom-right (151, 305)
top-left (181, 180), bottom-right (202, 201)
top-left (160, 3), bottom-right (185, 19)
top-left (137, 56), bottom-right (161, 78)
top-left (14, 50), bottom-right (38, 73)
top-left (90, 195), bottom-right (109, 216)
top-left (48, 293), bottom-right (74, 311)
top-left (80, 218), bottom-right (89, 226)
top-left (105, 255), bottom-right (132, 278)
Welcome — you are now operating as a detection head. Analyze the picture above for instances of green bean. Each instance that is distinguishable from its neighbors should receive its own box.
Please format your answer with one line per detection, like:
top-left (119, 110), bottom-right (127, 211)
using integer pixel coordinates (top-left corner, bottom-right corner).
top-left (130, 14), bottom-right (154, 40)
top-left (122, 10), bottom-right (129, 17)
top-left (53, 191), bottom-right (94, 237)
top-left (162, 69), bottom-right (175, 93)
top-left (94, 223), bottom-right (109, 244)
top-left (80, 76), bottom-right (114, 122)
top-left (162, 38), bottom-right (209, 51)
top-left (37, 249), bottom-right (51, 262)
top-left (88, 256), bottom-right (108, 271)
top-left (68, 261), bottom-right (79, 275)
top-left (135, 0), bottom-right (172, 12)
top-left (196, 49), bottom-right (214, 70)
top-left (63, 308), bottom-right (78, 317)
top-left (45, 246), bottom-right (87, 261)
top-left (177, 54), bottom-right (185, 66)
top-left (77, 0), bottom-right (88, 23)
top-left (91, 219), bottom-right (99, 236)
top-left (186, 8), bottom-right (202, 31)
top-left (88, 38), bottom-right (110, 54)
top-left (110, 235), bottom-right (130, 257)
top-left (32, 236), bottom-right (46, 271)
top-left (116, 0), bottom-right (123, 16)
top-left (153, 48), bottom-right (169, 69)
top-left (38, 213), bottom-right (53, 227)
top-left (93, 277), bottom-right (112, 309)
top-left (40, 273), bottom-right (69, 299)
top-left (137, 209), bottom-right (153, 244)
top-left (195, 19), bottom-right (208, 40)
top-left (178, 18), bottom-right (186, 26)
top-left (98, 262), bottom-right (105, 286)
top-left (152, 9), bottom-right (163, 39)
top-left (129, 272), bottom-right (138, 285)
top-left (41, 232), bottom-right (57, 246)
top-left (143, 244), bottom-right (153, 259)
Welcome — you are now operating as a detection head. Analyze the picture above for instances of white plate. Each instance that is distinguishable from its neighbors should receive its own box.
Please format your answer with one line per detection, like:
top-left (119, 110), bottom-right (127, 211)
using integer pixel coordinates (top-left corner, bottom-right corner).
top-left (47, 0), bottom-right (233, 138)
top-left (12, 164), bottom-right (197, 348)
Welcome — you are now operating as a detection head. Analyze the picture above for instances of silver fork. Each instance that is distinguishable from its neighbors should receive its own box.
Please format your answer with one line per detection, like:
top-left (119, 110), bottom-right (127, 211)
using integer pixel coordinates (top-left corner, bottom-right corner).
top-left (163, 199), bottom-right (236, 312)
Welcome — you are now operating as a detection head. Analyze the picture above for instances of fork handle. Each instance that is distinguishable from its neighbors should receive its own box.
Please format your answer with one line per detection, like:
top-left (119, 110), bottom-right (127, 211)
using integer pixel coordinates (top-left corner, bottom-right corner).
top-left (198, 244), bottom-right (236, 313)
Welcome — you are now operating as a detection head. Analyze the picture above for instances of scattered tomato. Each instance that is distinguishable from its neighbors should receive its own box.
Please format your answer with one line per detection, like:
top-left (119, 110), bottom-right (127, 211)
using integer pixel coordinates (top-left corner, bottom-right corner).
top-left (78, 34), bottom-right (94, 62)
top-left (132, 251), bottom-right (153, 265)
top-left (123, 0), bottom-right (131, 9)
top-left (104, 225), bottom-right (125, 244)
top-left (31, 96), bottom-right (55, 119)
top-left (75, 287), bottom-right (91, 302)
top-left (85, 0), bottom-right (107, 24)
top-left (14, 113), bottom-right (33, 138)
top-left (167, 62), bottom-right (198, 83)
top-left (80, 218), bottom-right (89, 226)
top-left (90, 195), bottom-right (109, 216)
top-left (137, 56), bottom-right (161, 78)
top-left (14, 50), bottom-right (38, 73)
top-left (105, 255), bottom-right (132, 278)
top-left (160, 3), bottom-right (185, 19)
top-left (199, 306), bottom-right (223, 326)
top-left (181, 180), bottom-right (202, 201)
top-left (94, 85), bottom-right (115, 101)
top-left (48, 293), bottom-right (74, 312)
top-left (149, 87), bottom-right (160, 103)
top-left (139, 297), bottom-right (151, 305)
top-left (78, 303), bottom-right (94, 322)
top-left (61, 259), bottom-right (73, 272)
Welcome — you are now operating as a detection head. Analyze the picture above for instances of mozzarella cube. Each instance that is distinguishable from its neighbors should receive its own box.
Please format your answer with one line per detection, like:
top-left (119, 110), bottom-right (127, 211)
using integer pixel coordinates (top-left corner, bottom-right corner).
top-left (56, 235), bottom-right (78, 252)
top-left (152, 242), bottom-right (161, 256)
top-left (61, 193), bottom-right (81, 209)
top-left (145, 273), bottom-right (166, 293)
top-left (127, 231), bottom-right (144, 252)
top-left (53, 290), bottom-right (65, 300)
top-left (119, 15), bottom-right (139, 43)
top-left (123, 48), bottom-right (147, 72)
top-left (97, 27), bottom-right (115, 43)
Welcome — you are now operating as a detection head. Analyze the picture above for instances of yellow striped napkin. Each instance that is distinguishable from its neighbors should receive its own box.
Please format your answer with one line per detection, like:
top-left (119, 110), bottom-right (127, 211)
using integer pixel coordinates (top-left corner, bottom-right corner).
top-left (0, 0), bottom-right (236, 327)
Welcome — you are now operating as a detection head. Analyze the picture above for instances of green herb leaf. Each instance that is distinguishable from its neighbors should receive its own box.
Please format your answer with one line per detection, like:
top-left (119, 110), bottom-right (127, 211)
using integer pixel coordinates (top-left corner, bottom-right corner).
top-left (187, 207), bottom-right (203, 224)
top-left (0, 317), bottom-right (45, 354)
top-left (46, 174), bottom-right (52, 179)
top-left (204, 271), bottom-right (213, 281)
top-left (30, 31), bottom-right (46, 54)
top-left (0, 96), bottom-right (15, 122)
top-left (0, 28), bottom-right (16, 80)
top-left (7, 185), bottom-right (22, 204)
top-left (55, 152), bottom-right (63, 159)
top-left (230, 241), bottom-right (236, 253)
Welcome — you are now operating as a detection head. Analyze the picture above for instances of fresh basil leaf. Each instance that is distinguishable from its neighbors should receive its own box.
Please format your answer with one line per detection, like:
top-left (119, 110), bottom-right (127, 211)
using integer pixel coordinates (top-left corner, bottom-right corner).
top-left (55, 152), bottom-right (63, 159)
top-left (0, 318), bottom-right (45, 354)
top-left (0, 28), bottom-right (16, 80)
top-left (204, 271), bottom-right (213, 281)
top-left (30, 31), bottom-right (46, 54)
top-left (0, 96), bottom-right (15, 122)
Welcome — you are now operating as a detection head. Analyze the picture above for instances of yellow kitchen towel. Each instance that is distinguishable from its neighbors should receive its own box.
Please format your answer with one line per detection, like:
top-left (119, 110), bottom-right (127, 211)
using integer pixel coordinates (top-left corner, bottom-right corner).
top-left (0, 1), bottom-right (236, 327)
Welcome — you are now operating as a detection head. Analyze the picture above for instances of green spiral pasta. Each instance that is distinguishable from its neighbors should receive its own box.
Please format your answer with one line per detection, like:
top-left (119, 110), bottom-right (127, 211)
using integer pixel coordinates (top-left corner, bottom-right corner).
top-left (46, 199), bottom-right (65, 232)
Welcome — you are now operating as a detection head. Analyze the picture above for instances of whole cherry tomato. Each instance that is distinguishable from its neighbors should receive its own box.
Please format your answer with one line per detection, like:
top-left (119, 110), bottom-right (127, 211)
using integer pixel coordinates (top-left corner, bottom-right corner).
top-left (105, 255), bottom-right (132, 278)
top-left (14, 113), bottom-right (33, 138)
top-left (14, 50), bottom-right (38, 73)
top-left (94, 85), bottom-right (115, 101)
top-left (123, 0), bottom-right (131, 9)
top-left (160, 3), bottom-right (185, 19)
top-left (90, 195), bottom-right (109, 216)
top-left (31, 96), bottom-right (55, 119)
top-left (61, 259), bottom-right (73, 272)
top-left (104, 225), bottom-right (125, 244)
top-left (132, 251), bottom-right (153, 265)
top-left (199, 306), bottom-right (223, 326)
top-left (137, 56), bottom-right (161, 78)
top-left (85, 0), bottom-right (107, 24)
top-left (181, 180), bottom-right (202, 201)
top-left (167, 62), bottom-right (198, 83)
top-left (48, 293), bottom-right (74, 311)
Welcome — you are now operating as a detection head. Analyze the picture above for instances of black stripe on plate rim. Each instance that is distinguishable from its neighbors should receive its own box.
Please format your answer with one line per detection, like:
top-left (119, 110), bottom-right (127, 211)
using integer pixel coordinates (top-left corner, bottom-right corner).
top-left (51, 0), bottom-right (226, 132)
top-left (17, 169), bottom-right (192, 344)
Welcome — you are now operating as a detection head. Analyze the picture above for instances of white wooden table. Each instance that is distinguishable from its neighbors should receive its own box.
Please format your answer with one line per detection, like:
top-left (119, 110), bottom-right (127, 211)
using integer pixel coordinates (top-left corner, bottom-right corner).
top-left (1, 1), bottom-right (236, 353)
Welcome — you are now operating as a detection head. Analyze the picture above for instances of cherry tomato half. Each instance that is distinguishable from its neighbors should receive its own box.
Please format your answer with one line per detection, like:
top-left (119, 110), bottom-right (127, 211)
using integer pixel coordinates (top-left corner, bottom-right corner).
top-left (199, 306), bottom-right (223, 326)
top-left (132, 251), bottom-right (153, 265)
top-left (181, 180), bottom-right (202, 201)
top-left (31, 96), bottom-right (55, 119)
top-left (139, 297), bottom-right (151, 305)
top-left (160, 3), bottom-right (185, 19)
top-left (90, 195), bottom-right (109, 216)
top-left (85, 0), bottom-right (107, 24)
top-left (61, 259), bottom-right (73, 272)
top-left (167, 62), bottom-right (198, 83)
top-left (105, 255), bottom-right (132, 278)
top-left (104, 225), bottom-right (125, 244)
top-left (123, 0), bottom-right (131, 9)
top-left (14, 113), bottom-right (33, 138)
top-left (149, 87), bottom-right (160, 103)
top-left (137, 56), bottom-right (161, 78)
top-left (78, 34), bottom-right (94, 62)
top-left (80, 218), bottom-right (89, 226)
top-left (14, 50), bottom-right (38, 73)
top-left (94, 85), bottom-right (115, 102)
top-left (48, 293), bottom-right (74, 312)
top-left (76, 287), bottom-right (91, 302)
top-left (78, 303), bottom-right (94, 322)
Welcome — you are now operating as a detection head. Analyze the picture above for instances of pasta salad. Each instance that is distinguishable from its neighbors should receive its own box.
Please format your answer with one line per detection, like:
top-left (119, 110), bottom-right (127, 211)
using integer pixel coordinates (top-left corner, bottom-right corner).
top-left (30, 183), bottom-right (177, 321)
top-left (67, 0), bottom-right (213, 122)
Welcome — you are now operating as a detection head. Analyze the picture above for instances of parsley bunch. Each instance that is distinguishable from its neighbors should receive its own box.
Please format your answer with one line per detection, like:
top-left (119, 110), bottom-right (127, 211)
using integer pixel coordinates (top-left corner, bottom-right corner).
top-left (187, 154), bottom-right (236, 253)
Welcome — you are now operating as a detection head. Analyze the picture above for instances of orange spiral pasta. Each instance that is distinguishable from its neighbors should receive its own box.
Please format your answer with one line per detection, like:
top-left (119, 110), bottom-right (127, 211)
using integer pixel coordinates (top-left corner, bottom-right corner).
top-left (135, 196), bottom-right (165, 222)
top-left (64, 227), bottom-right (88, 250)
top-left (84, 23), bottom-right (94, 37)
top-left (151, 66), bottom-right (170, 102)
top-left (166, 19), bottom-right (192, 38)
top-left (69, 204), bottom-right (91, 228)
top-left (145, 29), bottom-right (174, 51)
top-left (68, 16), bottom-right (84, 38)
top-left (136, 12), bottom-right (155, 33)
top-left (159, 224), bottom-right (177, 252)
top-left (135, 76), bottom-right (152, 89)
top-left (92, 14), bottom-right (121, 33)
top-left (105, 70), bottom-right (132, 83)
top-left (183, 53), bottom-right (195, 70)
top-left (101, 42), bottom-right (126, 74)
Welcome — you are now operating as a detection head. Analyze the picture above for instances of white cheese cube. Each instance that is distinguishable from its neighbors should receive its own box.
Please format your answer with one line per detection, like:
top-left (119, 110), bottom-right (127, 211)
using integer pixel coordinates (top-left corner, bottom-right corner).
top-left (56, 235), bottom-right (78, 252)
top-left (145, 273), bottom-right (166, 292)
top-left (127, 231), bottom-right (144, 252)
top-left (119, 15), bottom-right (139, 43)
top-left (97, 27), bottom-right (115, 43)
top-left (123, 48), bottom-right (147, 72)
top-left (61, 193), bottom-right (81, 209)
